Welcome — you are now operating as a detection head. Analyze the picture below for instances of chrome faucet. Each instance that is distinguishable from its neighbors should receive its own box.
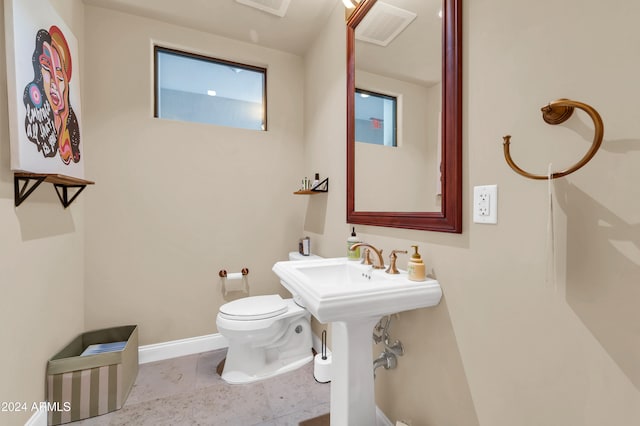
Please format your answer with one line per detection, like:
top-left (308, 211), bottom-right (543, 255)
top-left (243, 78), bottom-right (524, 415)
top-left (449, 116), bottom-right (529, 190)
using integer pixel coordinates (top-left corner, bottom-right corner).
top-left (349, 243), bottom-right (385, 269)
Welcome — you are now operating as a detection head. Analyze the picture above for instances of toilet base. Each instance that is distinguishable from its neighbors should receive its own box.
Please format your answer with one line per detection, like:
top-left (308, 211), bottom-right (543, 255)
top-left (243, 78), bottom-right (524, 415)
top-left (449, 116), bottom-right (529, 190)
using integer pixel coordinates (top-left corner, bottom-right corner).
top-left (221, 351), bottom-right (313, 384)
top-left (218, 312), bottom-right (314, 384)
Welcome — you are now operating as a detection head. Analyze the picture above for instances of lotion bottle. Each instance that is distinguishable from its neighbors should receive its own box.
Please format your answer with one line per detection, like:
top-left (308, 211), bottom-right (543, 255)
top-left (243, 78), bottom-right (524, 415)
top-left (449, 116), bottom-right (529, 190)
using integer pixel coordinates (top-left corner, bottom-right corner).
top-left (407, 245), bottom-right (426, 281)
top-left (347, 227), bottom-right (361, 260)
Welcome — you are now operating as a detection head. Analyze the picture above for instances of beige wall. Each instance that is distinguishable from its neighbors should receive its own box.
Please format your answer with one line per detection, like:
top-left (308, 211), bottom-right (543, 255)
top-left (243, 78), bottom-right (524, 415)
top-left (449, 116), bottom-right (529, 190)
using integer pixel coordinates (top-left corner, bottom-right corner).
top-left (81, 6), bottom-right (306, 345)
top-left (305, 1), bottom-right (640, 425)
top-left (0, 1), bottom-right (86, 425)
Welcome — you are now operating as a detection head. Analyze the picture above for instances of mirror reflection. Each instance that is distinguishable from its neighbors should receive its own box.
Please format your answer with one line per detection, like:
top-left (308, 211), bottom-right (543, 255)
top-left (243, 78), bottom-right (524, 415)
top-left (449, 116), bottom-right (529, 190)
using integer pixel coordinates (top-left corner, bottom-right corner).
top-left (354, 0), bottom-right (442, 212)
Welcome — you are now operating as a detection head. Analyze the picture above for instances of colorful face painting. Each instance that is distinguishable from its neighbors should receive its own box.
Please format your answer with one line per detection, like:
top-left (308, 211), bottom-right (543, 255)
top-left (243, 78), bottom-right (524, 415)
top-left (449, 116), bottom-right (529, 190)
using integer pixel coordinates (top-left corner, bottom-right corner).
top-left (23, 25), bottom-right (80, 165)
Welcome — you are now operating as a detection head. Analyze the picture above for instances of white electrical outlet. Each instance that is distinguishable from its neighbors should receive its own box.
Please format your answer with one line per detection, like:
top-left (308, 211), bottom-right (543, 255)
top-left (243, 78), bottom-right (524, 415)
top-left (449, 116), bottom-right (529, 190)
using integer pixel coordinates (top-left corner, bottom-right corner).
top-left (473, 185), bottom-right (498, 224)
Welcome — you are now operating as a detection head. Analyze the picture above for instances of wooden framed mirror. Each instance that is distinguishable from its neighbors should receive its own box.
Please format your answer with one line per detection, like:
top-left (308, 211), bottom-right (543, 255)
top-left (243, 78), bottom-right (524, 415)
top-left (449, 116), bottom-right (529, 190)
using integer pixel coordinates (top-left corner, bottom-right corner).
top-left (346, 0), bottom-right (462, 232)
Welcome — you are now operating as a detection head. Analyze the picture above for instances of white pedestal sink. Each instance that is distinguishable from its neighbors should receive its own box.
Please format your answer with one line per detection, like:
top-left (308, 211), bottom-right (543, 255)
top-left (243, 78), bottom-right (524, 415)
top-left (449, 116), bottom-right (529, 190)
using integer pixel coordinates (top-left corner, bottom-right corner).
top-left (273, 257), bottom-right (442, 426)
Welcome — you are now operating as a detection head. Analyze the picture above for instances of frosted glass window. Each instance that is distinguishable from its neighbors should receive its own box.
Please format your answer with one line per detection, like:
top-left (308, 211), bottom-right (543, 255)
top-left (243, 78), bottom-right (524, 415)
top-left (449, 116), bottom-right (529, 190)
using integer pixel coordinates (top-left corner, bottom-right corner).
top-left (154, 47), bottom-right (266, 131)
top-left (355, 89), bottom-right (397, 146)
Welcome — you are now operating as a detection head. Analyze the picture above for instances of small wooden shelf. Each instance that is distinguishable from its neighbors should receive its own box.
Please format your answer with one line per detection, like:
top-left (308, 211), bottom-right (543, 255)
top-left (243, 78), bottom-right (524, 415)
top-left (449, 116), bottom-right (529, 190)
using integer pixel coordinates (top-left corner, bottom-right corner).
top-left (293, 177), bottom-right (329, 195)
top-left (14, 172), bottom-right (95, 208)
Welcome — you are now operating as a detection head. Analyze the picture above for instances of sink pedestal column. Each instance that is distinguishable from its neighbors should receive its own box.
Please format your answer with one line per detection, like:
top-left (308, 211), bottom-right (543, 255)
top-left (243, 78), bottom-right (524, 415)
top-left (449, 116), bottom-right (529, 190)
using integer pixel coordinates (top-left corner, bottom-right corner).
top-left (330, 316), bottom-right (380, 426)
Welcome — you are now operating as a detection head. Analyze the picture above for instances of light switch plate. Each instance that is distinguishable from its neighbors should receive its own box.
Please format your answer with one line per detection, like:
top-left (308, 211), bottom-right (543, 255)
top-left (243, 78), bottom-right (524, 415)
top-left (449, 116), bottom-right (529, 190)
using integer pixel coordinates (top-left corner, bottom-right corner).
top-left (473, 185), bottom-right (498, 224)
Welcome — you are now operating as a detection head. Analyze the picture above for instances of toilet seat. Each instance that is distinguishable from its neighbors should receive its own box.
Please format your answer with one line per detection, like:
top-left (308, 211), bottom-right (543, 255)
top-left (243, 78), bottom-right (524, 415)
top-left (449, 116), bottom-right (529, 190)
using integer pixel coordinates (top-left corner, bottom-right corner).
top-left (219, 295), bottom-right (288, 321)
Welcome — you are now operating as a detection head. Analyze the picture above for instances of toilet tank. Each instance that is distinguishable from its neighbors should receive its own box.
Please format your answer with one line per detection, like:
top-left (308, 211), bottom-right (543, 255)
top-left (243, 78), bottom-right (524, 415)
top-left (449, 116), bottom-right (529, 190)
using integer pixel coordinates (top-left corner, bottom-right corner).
top-left (288, 251), bottom-right (323, 261)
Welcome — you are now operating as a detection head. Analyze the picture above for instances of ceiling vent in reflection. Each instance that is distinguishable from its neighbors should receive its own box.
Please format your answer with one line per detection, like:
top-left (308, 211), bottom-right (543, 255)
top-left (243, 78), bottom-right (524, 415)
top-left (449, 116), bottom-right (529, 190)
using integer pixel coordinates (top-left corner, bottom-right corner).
top-left (235, 0), bottom-right (291, 17)
top-left (356, 2), bottom-right (417, 47)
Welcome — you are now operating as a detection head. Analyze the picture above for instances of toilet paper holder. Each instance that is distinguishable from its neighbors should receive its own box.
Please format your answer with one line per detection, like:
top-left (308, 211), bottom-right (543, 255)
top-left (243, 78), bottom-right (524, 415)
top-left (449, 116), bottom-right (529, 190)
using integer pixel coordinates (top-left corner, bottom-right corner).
top-left (218, 268), bottom-right (250, 296)
top-left (218, 268), bottom-right (249, 278)
top-left (314, 330), bottom-right (331, 383)
top-left (320, 329), bottom-right (328, 361)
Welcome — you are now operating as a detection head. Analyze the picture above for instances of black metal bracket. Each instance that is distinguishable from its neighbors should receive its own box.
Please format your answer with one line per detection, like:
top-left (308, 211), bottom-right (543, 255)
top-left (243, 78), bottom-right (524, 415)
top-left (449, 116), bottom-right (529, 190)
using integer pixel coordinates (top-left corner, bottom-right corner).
top-left (311, 177), bottom-right (329, 192)
top-left (14, 172), bottom-right (94, 208)
top-left (14, 174), bottom-right (46, 207)
top-left (53, 184), bottom-right (88, 208)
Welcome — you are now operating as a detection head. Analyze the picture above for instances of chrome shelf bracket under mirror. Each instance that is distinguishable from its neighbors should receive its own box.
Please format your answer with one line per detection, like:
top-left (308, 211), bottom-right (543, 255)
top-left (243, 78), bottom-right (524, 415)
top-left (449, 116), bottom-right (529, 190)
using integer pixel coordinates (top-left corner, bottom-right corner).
top-left (346, 0), bottom-right (462, 233)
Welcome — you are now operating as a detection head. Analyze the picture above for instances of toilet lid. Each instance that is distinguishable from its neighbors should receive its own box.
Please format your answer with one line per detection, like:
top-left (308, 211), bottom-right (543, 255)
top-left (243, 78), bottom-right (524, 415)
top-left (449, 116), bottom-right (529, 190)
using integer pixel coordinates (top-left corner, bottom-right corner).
top-left (219, 295), bottom-right (288, 321)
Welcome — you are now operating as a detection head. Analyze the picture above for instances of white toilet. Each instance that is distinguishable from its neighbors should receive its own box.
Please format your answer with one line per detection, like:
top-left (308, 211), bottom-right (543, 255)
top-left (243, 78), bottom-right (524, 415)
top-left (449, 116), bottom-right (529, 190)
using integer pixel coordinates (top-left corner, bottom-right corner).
top-left (216, 252), bottom-right (321, 384)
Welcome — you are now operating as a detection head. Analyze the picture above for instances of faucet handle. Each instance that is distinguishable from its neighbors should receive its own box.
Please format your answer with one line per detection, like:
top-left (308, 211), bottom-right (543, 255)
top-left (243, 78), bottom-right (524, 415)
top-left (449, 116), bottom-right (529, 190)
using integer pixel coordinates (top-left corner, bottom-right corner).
top-left (362, 248), bottom-right (373, 265)
top-left (385, 250), bottom-right (408, 274)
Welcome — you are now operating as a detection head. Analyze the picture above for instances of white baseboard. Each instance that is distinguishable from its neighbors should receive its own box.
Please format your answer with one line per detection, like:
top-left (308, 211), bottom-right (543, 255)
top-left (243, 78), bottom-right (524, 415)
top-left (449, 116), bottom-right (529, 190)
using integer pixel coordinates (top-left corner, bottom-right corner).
top-left (138, 333), bottom-right (228, 364)
top-left (139, 330), bottom-right (328, 365)
top-left (24, 408), bottom-right (46, 426)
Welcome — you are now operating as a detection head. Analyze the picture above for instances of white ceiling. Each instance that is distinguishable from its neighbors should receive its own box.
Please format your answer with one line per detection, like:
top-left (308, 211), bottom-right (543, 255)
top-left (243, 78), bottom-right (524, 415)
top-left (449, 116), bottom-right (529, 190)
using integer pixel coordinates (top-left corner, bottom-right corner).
top-left (82, 0), bottom-right (341, 56)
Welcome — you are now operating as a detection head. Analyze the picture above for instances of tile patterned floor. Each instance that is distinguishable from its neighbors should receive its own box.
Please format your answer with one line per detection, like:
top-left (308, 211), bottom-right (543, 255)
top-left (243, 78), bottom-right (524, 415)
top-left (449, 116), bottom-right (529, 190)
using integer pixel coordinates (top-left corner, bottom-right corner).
top-left (73, 349), bottom-right (330, 426)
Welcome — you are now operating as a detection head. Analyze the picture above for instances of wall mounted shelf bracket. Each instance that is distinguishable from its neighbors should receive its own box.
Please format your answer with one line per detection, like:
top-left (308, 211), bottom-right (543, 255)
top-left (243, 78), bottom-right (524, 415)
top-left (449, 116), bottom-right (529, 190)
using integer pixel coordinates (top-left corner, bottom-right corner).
top-left (311, 177), bottom-right (329, 192)
top-left (14, 172), bottom-right (95, 208)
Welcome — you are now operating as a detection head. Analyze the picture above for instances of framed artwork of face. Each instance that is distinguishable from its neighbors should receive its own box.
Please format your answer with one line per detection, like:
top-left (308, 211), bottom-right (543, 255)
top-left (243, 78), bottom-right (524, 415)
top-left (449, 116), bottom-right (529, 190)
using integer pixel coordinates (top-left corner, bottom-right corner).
top-left (5, 0), bottom-right (84, 178)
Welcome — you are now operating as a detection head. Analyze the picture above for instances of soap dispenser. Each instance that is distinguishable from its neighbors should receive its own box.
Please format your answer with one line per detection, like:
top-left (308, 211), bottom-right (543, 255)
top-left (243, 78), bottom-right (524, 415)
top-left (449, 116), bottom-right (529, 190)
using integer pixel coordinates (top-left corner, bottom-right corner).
top-left (407, 245), bottom-right (426, 281)
top-left (347, 227), bottom-right (361, 260)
